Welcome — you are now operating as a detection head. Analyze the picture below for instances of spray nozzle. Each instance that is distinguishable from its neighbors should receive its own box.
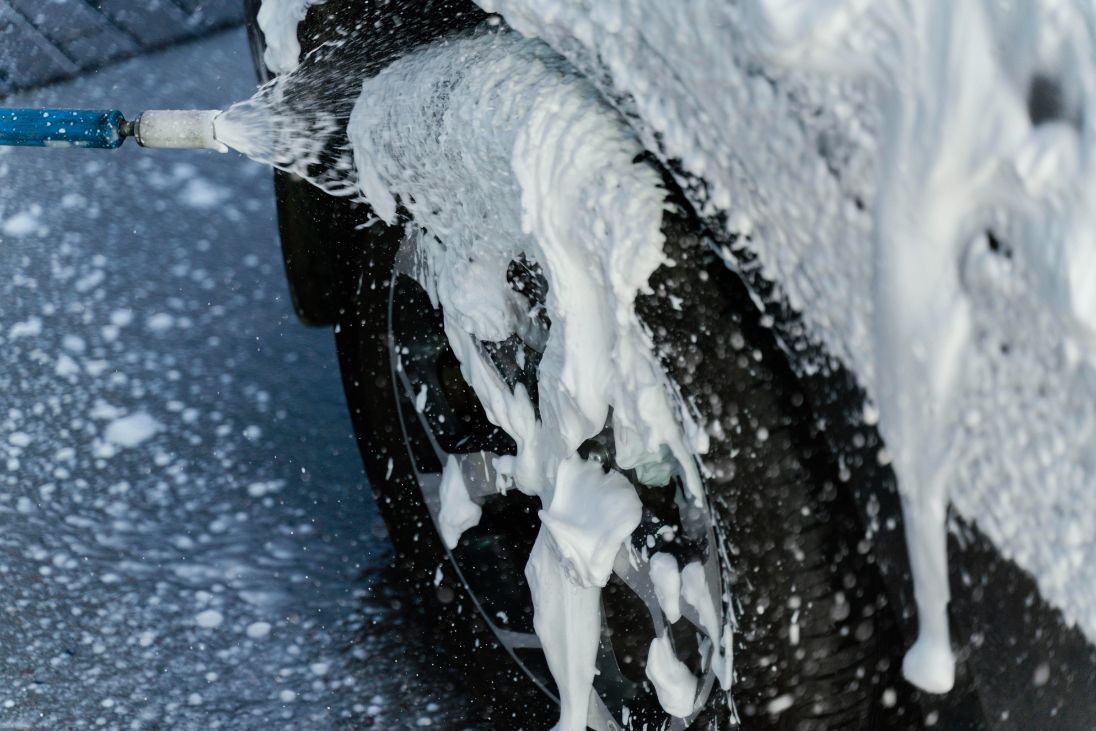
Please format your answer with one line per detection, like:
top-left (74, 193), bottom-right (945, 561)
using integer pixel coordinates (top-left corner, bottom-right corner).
top-left (0, 108), bottom-right (226, 151)
top-left (130, 110), bottom-right (226, 152)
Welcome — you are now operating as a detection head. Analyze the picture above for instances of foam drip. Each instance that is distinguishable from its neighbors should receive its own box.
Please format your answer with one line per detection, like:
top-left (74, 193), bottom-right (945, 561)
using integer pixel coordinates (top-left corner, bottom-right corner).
top-left (347, 30), bottom-right (714, 728)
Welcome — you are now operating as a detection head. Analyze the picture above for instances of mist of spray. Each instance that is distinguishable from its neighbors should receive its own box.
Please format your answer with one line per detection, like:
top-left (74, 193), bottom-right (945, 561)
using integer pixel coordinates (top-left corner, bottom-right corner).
top-left (212, 5), bottom-right (485, 199)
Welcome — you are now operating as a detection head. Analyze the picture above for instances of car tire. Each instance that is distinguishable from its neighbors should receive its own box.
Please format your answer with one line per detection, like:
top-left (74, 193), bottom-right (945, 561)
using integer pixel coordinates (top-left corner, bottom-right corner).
top-left (330, 165), bottom-right (922, 728)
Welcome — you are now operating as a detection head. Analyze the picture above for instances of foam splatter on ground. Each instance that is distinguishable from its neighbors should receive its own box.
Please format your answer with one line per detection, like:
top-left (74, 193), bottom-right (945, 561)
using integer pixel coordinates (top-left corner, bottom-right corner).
top-left (0, 29), bottom-right (483, 731)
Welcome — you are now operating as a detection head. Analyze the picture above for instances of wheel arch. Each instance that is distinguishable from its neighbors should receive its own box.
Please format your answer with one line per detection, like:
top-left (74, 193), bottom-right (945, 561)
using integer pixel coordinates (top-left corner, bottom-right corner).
top-left (243, 0), bottom-right (486, 326)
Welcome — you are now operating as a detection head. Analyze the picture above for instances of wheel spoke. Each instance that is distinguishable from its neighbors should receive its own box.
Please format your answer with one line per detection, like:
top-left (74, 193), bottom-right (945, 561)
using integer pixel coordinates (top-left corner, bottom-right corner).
top-left (611, 545), bottom-right (667, 636)
top-left (393, 360), bottom-right (447, 461)
top-left (453, 450), bottom-right (503, 499)
top-left (494, 629), bottom-right (542, 649)
top-left (586, 691), bottom-right (623, 731)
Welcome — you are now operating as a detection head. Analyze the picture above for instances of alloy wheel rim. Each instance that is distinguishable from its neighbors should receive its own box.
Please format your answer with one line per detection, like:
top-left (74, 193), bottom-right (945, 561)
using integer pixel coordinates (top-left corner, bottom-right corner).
top-left (386, 238), bottom-right (729, 729)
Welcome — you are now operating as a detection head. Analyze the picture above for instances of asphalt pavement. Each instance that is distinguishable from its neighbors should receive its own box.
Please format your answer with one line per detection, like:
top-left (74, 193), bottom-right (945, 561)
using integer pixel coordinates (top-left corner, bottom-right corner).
top-left (0, 28), bottom-right (479, 730)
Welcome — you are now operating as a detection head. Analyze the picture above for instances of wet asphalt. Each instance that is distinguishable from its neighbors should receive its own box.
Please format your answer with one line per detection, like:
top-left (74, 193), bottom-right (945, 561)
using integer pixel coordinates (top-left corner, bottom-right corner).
top-left (0, 28), bottom-right (479, 731)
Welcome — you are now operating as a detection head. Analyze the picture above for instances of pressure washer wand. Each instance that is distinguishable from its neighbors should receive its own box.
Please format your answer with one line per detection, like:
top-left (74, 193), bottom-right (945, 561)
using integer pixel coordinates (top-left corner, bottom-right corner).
top-left (0, 108), bottom-right (225, 151)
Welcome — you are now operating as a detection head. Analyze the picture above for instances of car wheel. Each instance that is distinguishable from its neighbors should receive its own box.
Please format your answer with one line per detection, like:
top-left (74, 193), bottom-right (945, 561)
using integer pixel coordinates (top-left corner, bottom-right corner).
top-left (331, 167), bottom-right (921, 729)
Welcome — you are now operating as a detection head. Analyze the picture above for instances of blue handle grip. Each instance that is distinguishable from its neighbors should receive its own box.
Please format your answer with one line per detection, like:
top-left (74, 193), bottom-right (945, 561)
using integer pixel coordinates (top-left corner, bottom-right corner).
top-left (0, 108), bottom-right (126, 149)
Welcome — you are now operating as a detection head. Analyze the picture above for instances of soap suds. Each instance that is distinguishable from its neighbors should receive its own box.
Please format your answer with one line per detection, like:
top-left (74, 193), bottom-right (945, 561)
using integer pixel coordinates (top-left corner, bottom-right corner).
top-left (524, 531), bottom-right (602, 730)
top-left (681, 560), bottom-right (731, 690)
top-left (437, 455), bottom-right (483, 550)
top-left (537, 456), bottom-right (642, 589)
top-left (103, 412), bottom-right (161, 449)
top-left (649, 552), bottom-right (682, 623)
top-left (8, 316), bottom-right (42, 339)
top-left (2, 207), bottom-right (42, 237)
top-left (194, 609), bottom-right (224, 629)
top-left (256, 0), bottom-right (325, 75)
top-left (476, 0), bottom-right (1096, 695)
top-left (645, 632), bottom-right (699, 719)
top-left (178, 177), bottom-right (231, 210)
top-left (348, 30), bottom-right (715, 728)
top-left (246, 621), bottom-right (273, 639)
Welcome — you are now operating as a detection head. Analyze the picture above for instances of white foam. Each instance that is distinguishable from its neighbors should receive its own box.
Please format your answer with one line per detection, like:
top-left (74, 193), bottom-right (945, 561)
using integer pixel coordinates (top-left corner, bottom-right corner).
top-left (257, 0), bottom-right (325, 75)
top-left (348, 31), bottom-right (709, 729)
top-left (2, 208), bottom-right (41, 237)
top-left (476, 0), bottom-right (1096, 694)
top-left (178, 178), bottom-right (231, 209)
top-left (525, 530), bottom-right (602, 730)
top-left (103, 412), bottom-right (161, 449)
top-left (645, 631), bottom-right (698, 718)
top-left (437, 455), bottom-right (483, 550)
top-left (194, 609), bottom-right (223, 629)
top-left (8, 317), bottom-right (42, 339)
top-left (7, 431), bottom-right (31, 448)
top-left (538, 456), bottom-right (642, 588)
top-left (648, 552), bottom-right (682, 623)
top-left (681, 560), bottom-right (731, 690)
